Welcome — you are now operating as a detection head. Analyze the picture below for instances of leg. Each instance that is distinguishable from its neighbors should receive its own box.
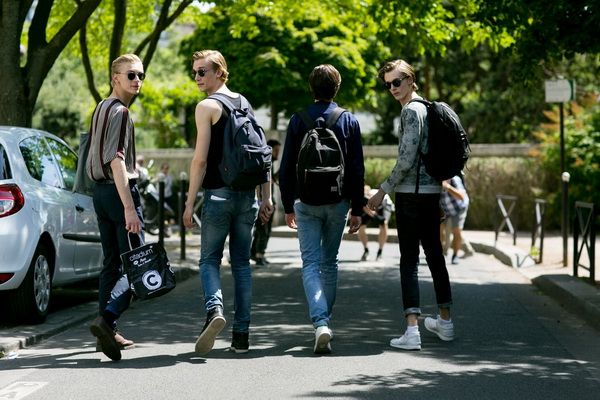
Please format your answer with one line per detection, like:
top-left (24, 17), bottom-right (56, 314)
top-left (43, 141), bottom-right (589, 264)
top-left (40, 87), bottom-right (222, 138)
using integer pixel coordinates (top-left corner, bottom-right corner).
top-left (295, 202), bottom-right (329, 327)
top-left (228, 190), bottom-right (258, 333)
top-left (395, 193), bottom-right (422, 318)
top-left (319, 200), bottom-right (349, 318)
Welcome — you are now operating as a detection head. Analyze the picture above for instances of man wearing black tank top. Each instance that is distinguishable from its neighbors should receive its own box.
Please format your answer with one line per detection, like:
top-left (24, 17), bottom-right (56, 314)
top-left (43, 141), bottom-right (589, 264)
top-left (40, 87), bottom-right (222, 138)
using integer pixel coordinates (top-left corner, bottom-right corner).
top-left (183, 50), bottom-right (273, 356)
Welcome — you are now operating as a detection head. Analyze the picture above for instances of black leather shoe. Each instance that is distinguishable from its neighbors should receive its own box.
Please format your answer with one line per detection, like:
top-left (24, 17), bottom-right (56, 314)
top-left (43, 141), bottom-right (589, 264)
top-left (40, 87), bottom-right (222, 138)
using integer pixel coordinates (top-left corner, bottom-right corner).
top-left (89, 316), bottom-right (121, 361)
top-left (195, 306), bottom-right (226, 355)
top-left (230, 331), bottom-right (249, 354)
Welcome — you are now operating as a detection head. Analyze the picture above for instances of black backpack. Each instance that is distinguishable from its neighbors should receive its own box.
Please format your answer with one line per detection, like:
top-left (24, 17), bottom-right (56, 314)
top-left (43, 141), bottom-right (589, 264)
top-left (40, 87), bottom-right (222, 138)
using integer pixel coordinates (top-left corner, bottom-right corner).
top-left (208, 93), bottom-right (272, 190)
top-left (411, 99), bottom-right (470, 186)
top-left (296, 107), bottom-right (346, 206)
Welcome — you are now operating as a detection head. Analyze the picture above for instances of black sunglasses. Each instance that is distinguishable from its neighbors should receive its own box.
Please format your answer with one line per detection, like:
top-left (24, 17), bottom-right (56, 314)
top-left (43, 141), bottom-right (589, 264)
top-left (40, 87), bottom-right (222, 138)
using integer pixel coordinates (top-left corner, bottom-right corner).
top-left (384, 77), bottom-right (407, 90)
top-left (192, 68), bottom-right (210, 78)
top-left (119, 71), bottom-right (145, 81)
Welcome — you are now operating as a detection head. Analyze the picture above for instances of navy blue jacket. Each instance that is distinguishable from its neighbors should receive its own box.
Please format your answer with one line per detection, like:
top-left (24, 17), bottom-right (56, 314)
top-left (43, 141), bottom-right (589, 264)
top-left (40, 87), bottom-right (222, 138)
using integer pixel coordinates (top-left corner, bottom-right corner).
top-left (279, 101), bottom-right (365, 216)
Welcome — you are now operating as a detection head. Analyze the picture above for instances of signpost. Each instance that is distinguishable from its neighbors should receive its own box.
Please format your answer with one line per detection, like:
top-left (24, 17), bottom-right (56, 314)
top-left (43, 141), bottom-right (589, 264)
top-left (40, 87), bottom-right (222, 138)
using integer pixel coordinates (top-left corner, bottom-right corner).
top-left (545, 79), bottom-right (575, 267)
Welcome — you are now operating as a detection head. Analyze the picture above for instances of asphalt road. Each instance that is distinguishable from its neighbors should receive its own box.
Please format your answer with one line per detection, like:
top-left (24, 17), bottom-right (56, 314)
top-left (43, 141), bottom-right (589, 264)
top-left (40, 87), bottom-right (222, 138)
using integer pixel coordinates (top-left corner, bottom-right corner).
top-left (1, 237), bottom-right (599, 399)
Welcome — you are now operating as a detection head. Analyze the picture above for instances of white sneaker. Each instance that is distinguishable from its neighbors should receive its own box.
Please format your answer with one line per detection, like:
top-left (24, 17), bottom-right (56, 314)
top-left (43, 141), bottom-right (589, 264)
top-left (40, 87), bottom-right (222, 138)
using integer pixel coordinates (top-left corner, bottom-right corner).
top-left (424, 316), bottom-right (455, 341)
top-left (390, 332), bottom-right (421, 351)
top-left (314, 326), bottom-right (332, 354)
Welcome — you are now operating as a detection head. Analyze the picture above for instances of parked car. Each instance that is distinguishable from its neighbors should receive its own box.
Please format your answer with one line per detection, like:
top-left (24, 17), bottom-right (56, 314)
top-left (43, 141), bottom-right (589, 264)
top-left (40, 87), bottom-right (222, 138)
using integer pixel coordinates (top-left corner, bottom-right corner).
top-left (0, 126), bottom-right (102, 323)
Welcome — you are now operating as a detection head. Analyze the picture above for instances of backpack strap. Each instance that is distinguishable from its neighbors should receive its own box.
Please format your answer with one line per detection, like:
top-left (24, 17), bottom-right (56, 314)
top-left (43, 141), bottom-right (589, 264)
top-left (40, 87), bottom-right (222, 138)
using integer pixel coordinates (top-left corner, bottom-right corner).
top-left (325, 107), bottom-right (346, 128)
top-left (208, 93), bottom-right (250, 115)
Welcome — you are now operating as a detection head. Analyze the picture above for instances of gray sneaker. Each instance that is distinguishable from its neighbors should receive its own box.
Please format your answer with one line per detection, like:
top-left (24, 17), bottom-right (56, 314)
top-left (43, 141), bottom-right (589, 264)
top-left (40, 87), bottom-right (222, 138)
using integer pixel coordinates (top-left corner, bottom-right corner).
top-left (424, 316), bottom-right (455, 341)
top-left (390, 332), bottom-right (421, 351)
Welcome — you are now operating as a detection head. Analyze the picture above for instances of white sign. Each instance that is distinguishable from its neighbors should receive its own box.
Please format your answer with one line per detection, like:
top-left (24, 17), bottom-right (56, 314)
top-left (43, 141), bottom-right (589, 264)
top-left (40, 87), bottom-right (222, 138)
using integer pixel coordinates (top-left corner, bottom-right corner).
top-left (545, 79), bottom-right (576, 103)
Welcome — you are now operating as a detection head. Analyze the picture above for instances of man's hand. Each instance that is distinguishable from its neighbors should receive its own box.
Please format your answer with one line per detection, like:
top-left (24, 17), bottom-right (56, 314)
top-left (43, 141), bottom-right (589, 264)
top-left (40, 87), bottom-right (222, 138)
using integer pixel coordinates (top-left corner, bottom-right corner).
top-left (125, 207), bottom-right (142, 233)
top-left (182, 203), bottom-right (197, 229)
top-left (285, 213), bottom-right (297, 229)
top-left (347, 215), bottom-right (361, 234)
top-left (258, 199), bottom-right (274, 225)
top-left (367, 189), bottom-right (385, 211)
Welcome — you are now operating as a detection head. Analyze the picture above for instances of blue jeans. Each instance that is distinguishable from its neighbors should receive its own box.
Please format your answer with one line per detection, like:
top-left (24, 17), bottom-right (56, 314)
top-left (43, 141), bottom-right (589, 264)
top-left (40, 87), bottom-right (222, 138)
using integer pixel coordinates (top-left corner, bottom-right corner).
top-left (200, 188), bottom-right (258, 333)
top-left (93, 181), bottom-right (144, 323)
top-left (294, 200), bottom-right (350, 328)
top-left (395, 193), bottom-right (452, 316)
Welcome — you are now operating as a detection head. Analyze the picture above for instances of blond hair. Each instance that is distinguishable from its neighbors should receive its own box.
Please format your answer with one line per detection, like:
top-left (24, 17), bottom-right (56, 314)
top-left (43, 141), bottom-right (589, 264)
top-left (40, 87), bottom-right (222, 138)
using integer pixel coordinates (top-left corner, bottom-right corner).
top-left (378, 59), bottom-right (419, 91)
top-left (110, 54), bottom-right (142, 87)
top-left (192, 50), bottom-right (229, 83)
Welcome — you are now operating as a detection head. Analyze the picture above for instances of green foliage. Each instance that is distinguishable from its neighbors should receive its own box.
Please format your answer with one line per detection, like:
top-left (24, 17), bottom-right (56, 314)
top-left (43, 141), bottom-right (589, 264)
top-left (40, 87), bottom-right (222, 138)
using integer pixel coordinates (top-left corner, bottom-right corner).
top-left (534, 102), bottom-right (600, 228)
top-left (180, 0), bottom-right (386, 128)
top-left (363, 158), bottom-right (397, 188)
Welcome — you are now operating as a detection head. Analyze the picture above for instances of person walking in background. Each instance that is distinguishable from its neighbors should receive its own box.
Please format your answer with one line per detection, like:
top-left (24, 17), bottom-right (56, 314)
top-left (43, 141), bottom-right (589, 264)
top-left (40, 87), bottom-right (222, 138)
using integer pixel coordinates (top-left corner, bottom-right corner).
top-left (182, 50), bottom-right (273, 356)
top-left (86, 54), bottom-right (145, 361)
top-left (279, 64), bottom-right (364, 354)
top-left (251, 139), bottom-right (281, 266)
top-left (368, 59), bottom-right (455, 351)
top-left (440, 175), bottom-right (469, 265)
top-left (358, 185), bottom-right (394, 261)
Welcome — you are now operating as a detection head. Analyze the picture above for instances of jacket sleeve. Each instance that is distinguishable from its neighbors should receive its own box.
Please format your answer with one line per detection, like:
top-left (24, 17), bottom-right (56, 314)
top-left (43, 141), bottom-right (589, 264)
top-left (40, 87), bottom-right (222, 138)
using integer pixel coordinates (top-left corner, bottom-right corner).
top-left (380, 106), bottom-right (424, 194)
top-left (344, 116), bottom-right (365, 216)
top-left (278, 114), bottom-right (300, 214)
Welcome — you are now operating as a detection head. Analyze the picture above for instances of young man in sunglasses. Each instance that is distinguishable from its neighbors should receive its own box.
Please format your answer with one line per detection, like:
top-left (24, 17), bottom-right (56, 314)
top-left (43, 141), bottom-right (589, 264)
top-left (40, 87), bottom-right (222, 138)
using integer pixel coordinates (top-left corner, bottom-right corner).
top-left (182, 50), bottom-right (273, 355)
top-left (279, 64), bottom-right (365, 354)
top-left (86, 54), bottom-right (146, 361)
top-left (367, 59), bottom-right (455, 351)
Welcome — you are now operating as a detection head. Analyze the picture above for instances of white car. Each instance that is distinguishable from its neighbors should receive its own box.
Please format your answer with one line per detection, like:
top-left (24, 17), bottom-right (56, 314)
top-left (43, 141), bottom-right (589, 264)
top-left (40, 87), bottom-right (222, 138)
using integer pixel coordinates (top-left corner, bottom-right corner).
top-left (0, 126), bottom-right (102, 323)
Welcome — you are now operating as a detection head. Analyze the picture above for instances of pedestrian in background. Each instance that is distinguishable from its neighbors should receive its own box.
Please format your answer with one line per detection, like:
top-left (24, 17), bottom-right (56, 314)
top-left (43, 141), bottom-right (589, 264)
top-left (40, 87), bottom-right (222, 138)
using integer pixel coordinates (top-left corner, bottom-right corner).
top-left (358, 185), bottom-right (394, 261)
top-left (368, 59), bottom-right (455, 351)
top-left (440, 175), bottom-right (469, 264)
top-left (182, 50), bottom-right (273, 356)
top-left (279, 64), bottom-right (364, 354)
top-left (86, 53), bottom-right (145, 361)
top-left (251, 139), bottom-right (281, 266)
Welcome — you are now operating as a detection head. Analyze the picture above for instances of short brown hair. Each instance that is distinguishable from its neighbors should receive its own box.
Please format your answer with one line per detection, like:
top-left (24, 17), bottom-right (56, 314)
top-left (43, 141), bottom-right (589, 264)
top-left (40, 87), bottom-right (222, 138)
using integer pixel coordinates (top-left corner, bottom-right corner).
top-left (309, 64), bottom-right (341, 101)
top-left (111, 54), bottom-right (142, 87)
top-left (378, 59), bottom-right (419, 91)
top-left (192, 50), bottom-right (229, 83)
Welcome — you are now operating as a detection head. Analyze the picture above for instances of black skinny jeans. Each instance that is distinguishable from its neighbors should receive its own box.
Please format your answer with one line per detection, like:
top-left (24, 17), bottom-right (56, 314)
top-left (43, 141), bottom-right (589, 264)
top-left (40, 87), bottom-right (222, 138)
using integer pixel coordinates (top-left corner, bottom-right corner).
top-left (395, 192), bottom-right (452, 316)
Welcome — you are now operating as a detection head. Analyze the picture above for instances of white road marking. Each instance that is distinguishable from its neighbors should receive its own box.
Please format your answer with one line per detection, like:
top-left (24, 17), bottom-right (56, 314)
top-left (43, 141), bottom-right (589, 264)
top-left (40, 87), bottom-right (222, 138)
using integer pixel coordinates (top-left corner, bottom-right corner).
top-left (0, 381), bottom-right (47, 399)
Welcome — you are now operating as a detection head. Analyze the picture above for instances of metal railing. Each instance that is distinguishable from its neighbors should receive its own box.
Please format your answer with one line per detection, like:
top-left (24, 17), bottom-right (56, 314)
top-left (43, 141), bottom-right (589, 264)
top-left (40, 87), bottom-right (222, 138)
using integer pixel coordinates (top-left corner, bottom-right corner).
top-left (573, 202), bottom-right (596, 283)
top-left (530, 199), bottom-right (547, 264)
top-left (495, 195), bottom-right (518, 246)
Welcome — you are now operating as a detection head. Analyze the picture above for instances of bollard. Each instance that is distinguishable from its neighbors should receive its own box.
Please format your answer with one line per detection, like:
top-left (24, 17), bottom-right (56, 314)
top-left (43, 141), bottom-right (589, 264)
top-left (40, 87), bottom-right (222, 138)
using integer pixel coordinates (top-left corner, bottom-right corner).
top-left (157, 176), bottom-right (165, 248)
top-left (179, 172), bottom-right (188, 260)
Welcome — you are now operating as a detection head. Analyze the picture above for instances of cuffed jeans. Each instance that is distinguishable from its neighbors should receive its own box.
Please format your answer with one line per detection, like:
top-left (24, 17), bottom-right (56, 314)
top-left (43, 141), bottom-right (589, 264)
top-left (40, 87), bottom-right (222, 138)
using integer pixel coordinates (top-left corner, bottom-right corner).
top-left (93, 181), bottom-right (144, 323)
top-left (395, 193), bottom-right (452, 316)
top-left (200, 188), bottom-right (258, 333)
top-left (294, 200), bottom-right (349, 328)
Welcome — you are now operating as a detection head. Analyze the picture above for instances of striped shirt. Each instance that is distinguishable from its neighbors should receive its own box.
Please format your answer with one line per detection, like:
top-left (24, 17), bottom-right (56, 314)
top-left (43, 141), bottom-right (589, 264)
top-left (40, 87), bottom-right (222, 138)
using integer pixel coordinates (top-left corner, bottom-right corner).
top-left (86, 98), bottom-right (137, 183)
top-left (440, 176), bottom-right (469, 216)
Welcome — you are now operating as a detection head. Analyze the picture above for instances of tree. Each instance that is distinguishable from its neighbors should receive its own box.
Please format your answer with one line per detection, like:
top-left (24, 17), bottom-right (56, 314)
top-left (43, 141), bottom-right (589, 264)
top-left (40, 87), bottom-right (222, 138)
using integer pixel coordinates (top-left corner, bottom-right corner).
top-left (0, 0), bottom-right (102, 127)
top-left (180, 0), bottom-right (386, 130)
top-left (0, 0), bottom-right (195, 128)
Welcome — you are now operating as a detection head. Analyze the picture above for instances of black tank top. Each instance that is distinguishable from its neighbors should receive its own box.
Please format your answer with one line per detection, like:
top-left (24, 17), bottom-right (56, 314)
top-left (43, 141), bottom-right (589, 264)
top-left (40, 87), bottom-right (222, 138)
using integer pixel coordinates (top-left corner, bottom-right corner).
top-left (202, 95), bottom-right (241, 189)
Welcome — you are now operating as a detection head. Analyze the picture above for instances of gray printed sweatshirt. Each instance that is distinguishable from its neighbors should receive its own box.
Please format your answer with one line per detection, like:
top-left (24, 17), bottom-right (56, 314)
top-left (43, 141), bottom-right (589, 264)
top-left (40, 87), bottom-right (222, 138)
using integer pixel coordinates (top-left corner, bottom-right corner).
top-left (379, 97), bottom-right (442, 194)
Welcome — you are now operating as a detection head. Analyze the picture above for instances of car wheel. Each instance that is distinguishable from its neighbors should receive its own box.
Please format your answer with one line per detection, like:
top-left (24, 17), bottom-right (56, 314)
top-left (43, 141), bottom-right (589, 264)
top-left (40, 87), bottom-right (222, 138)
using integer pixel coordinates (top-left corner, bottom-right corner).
top-left (9, 243), bottom-right (52, 323)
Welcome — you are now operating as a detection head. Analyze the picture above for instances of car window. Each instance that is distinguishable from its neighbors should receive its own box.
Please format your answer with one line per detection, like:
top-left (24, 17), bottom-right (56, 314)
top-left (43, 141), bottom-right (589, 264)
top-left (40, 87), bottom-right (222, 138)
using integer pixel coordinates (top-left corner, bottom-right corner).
top-left (0, 144), bottom-right (11, 179)
top-left (46, 137), bottom-right (78, 191)
top-left (20, 136), bottom-right (63, 188)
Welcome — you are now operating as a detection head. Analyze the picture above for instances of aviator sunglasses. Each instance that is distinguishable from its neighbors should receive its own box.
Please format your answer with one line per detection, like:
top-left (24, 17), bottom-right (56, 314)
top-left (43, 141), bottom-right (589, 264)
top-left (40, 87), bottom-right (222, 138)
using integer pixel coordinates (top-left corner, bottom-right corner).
top-left (384, 76), bottom-right (407, 90)
top-left (119, 71), bottom-right (146, 81)
top-left (192, 68), bottom-right (211, 78)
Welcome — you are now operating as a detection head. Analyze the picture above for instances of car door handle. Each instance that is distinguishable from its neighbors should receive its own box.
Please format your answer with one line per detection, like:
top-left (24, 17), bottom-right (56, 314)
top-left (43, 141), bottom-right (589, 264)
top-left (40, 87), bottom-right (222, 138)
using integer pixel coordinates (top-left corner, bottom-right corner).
top-left (75, 204), bottom-right (85, 212)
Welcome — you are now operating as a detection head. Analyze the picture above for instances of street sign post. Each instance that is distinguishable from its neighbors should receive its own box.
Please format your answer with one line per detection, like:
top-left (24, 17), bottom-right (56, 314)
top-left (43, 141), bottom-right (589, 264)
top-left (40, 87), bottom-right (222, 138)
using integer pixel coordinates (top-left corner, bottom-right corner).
top-left (545, 79), bottom-right (575, 267)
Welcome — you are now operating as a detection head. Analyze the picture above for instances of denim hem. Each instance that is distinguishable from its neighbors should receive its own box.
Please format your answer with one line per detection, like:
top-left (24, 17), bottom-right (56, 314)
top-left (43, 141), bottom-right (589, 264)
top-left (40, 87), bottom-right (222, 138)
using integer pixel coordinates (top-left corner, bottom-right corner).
top-left (404, 307), bottom-right (421, 316)
top-left (438, 302), bottom-right (453, 309)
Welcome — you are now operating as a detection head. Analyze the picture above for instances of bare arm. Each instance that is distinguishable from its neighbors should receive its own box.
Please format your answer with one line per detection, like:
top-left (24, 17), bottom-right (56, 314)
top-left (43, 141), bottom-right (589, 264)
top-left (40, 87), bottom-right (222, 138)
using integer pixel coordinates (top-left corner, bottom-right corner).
top-left (442, 180), bottom-right (466, 201)
top-left (258, 177), bottom-right (274, 225)
top-left (110, 157), bottom-right (142, 233)
top-left (182, 100), bottom-right (220, 228)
